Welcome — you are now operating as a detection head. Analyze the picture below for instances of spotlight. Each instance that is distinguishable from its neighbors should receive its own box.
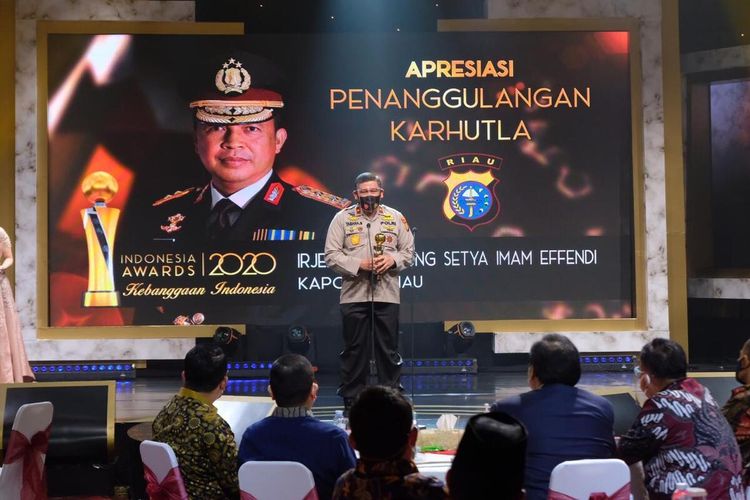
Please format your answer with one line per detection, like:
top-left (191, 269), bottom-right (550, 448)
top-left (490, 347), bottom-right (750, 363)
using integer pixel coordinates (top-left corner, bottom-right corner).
top-left (213, 326), bottom-right (241, 358)
top-left (446, 321), bottom-right (476, 355)
top-left (286, 325), bottom-right (311, 355)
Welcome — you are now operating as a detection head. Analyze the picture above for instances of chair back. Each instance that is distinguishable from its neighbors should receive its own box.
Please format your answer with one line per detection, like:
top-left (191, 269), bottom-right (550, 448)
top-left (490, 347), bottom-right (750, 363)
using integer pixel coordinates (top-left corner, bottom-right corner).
top-left (548, 458), bottom-right (630, 500)
top-left (0, 401), bottom-right (54, 500)
top-left (139, 440), bottom-right (188, 500)
top-left (238, 461), bottom-right (318, 500)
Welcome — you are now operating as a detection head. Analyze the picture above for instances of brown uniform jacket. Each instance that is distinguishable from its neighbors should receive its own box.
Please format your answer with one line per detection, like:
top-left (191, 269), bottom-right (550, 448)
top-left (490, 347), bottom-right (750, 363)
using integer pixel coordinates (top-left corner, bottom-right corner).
top-left (324, 204), bottom-right (415, 304)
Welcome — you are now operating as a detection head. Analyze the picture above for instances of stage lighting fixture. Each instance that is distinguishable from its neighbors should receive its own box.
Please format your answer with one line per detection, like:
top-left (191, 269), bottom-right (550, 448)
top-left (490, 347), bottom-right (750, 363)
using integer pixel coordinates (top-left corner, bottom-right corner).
top-left (446, 321), bottom-right (476, 354)
top-left (31, 361), bottom-right (135, 381)
top-left (579, 352), bottom-right (638, 372)
top-left (286, 325), bottom-right (311, 355)
top-left (213, 326), bottom-right (241, 358)
top-left (226, 361), bottom-right (273, 379)
top-left (403, 358), bottom-right (478, 374)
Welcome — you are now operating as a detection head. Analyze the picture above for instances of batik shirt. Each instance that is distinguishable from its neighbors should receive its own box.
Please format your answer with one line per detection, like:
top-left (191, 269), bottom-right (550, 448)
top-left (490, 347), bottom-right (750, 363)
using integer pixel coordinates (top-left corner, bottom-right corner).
top-left (722, 384), bottom-right (750, 483)
top-left (152, 388), bottom-right (239, 500)
top-left (332, 457), bottom-right (447, 500)
top-left (619, 378), bottom-right (744, 500)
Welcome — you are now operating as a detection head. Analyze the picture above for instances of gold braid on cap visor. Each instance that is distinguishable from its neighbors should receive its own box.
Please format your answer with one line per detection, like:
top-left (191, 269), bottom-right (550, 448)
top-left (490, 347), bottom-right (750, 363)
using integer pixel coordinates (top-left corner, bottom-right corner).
top-left (190, 99), bottom-right (284, 124)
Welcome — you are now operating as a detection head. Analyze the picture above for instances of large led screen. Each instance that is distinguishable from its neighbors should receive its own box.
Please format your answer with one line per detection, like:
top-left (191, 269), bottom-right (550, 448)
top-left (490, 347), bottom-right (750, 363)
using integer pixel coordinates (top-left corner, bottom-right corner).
top-left (45, 30), bottom-right (637, 328)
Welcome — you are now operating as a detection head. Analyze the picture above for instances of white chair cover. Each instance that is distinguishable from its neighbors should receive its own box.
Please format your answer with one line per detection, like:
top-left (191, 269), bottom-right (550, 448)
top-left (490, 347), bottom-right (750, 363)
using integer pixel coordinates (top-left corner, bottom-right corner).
top-left (548, 458), bottom-right (631, 500)
top-left (238, 461), bottom-right (318, 500)
top-left (139, 439), bottom-right (188, 500)
top-left (0, 401), bottom-right (54, 500)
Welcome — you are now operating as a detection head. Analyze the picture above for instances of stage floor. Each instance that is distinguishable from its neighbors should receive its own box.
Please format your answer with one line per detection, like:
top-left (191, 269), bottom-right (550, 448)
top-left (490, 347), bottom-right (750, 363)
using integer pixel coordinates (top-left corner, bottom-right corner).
top-left (115, 370), bottom-right (640, 426)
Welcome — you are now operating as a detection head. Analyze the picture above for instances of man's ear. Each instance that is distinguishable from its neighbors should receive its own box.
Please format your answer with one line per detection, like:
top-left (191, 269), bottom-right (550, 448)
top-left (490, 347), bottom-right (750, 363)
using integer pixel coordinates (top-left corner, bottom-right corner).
top-left (268, 385), bottom-right (276, 401)
top-left (275, 127), bottom-right (288, 154)
top-left (527, 365), bottom-right (542, 390)
top-left (408, 426), bottom-right (418, 447)
top-left (181, 370), bottom-right (186, 385)
top-left (348, 433), bottom-right (357, 450)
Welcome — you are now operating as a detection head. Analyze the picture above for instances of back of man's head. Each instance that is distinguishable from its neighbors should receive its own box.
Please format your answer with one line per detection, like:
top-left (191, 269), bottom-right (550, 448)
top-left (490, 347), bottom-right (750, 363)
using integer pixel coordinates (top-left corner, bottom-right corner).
top-left (640, 338), bottom-right (687, 380)
top-left (184, 343), bottom-right (227, 393)
top-left (529, 333), bottom-right (581, 386)
top-left (349, 386), bottom-right (413, 460)
top-left (448, 412), bottom-right (527, 500)
top-left (269, 354), bottom-right (314, 407)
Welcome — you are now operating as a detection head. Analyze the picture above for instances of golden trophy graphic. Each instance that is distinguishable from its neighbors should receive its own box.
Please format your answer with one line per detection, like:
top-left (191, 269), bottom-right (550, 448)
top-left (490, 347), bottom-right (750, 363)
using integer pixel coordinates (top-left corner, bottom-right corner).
top-left (373, 232), bottom-right (386, 281)
top-left (81, 171), bottom-right (121, 307)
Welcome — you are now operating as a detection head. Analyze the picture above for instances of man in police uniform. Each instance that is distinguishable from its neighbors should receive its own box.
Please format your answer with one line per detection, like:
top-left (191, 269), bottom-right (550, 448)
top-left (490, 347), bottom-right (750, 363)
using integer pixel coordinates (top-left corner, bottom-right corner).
top-left (152, 52), bottom-right (348, 243)
top-left (324, 172), bottom-right (415, 407)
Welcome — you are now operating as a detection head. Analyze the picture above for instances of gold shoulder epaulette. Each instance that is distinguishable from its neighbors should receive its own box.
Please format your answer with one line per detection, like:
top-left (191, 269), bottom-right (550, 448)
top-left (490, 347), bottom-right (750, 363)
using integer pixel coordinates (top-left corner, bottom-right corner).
top-left (152, 187), bottom-right (198, 207)
top-left (293, 185), bottom-right (351, 209)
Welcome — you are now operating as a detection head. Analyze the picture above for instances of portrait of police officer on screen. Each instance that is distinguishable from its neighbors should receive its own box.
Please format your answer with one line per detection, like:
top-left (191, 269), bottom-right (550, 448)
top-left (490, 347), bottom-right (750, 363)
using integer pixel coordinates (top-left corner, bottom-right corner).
top-left (151, 52), bottom-right (348, 244)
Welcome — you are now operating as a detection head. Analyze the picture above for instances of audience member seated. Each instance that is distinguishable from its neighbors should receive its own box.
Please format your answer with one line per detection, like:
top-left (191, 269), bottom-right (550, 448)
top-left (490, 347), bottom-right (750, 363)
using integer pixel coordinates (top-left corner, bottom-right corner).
top-left (332, 386), bottom-right (448, 500)
top-left (491, 333), bottom-right (615, 500)
top-left (238, 354), bottom-right (356, 500)
top-left (152, 344), bottom-right (239, 500)
top-left (619, 338), bottom-right (743, 500)
top-left (722, 337), bottom-right (750, 484)
top-left (447, 411), bottom-right (527, 500)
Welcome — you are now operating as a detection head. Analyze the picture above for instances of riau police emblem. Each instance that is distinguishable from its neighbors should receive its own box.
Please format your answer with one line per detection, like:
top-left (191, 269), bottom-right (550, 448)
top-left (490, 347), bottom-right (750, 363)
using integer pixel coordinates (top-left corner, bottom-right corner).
top-left (440, 153), bottom-right (502, 231)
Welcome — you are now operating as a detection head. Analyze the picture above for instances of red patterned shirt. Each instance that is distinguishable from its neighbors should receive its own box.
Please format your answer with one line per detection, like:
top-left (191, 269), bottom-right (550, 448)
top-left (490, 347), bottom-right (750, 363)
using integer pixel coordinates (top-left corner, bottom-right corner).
top-left (722, 384), bottom-right (750, 484)
top-left (332, 457), bottom-right (447, 500)
top-left (618, 378), bottom-right (743, 499)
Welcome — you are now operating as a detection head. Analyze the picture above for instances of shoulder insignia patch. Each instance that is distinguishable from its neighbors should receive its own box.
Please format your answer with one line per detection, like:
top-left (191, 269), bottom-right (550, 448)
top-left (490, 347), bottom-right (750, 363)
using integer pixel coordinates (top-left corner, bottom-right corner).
top-left (400, 214), bottom-right (410, 231)
top-left (264, 182), bottom-right (285, 205)
top-left (294, 185), bottom-right (351, 209)
top-left (152, 187), bottom-right (198, 207)
top-left (194, 184), bottom-right (209, 204)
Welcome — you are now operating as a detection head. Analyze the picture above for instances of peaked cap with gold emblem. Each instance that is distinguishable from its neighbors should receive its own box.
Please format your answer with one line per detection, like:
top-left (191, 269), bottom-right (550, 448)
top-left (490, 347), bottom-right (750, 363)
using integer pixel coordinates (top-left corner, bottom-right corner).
top-left (189, 51), bottom-right (284, 124)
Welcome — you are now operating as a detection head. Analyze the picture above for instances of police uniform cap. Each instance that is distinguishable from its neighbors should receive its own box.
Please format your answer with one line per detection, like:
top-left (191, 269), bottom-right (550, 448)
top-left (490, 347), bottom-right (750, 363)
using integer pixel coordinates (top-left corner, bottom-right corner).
top-left (189, 51), bottom-right (284, 124)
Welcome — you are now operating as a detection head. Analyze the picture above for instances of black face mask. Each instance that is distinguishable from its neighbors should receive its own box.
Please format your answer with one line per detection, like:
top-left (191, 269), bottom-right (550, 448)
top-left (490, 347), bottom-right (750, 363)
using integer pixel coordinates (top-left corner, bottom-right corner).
top-left (359, 196), bottom-right (381, 213)
top-left (736, 358), bottom-right (747, 384)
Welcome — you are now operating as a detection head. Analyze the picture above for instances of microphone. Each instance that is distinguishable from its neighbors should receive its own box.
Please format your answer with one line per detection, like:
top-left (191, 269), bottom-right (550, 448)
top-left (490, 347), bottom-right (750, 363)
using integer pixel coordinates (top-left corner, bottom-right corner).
top-left (411, 226), bottom-right (418, 234)
top-left (366, 223), bottom-right (370, 228)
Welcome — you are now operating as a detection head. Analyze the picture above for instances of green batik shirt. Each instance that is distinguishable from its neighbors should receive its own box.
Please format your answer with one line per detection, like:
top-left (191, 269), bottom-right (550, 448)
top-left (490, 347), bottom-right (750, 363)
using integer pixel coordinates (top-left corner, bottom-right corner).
top-left (152, 388), bottom-right (239, 500)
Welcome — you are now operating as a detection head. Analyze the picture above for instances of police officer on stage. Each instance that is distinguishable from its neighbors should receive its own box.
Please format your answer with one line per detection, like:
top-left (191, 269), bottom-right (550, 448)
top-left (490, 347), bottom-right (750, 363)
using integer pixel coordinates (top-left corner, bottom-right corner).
top-left (152, 52), bottom-right (348, 243)
top-left (324, 172), bottom-right (415, 409)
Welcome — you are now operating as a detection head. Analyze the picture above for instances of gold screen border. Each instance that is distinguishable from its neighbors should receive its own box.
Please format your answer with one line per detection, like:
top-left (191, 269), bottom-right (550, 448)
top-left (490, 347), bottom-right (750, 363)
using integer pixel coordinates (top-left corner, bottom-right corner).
top-left (0, 0), bottom-right (15, 287)
top-left (0, 380), bottom-right (116, 458)
top-left (37, 21), bottom-right (245, 340)
top-left (661, 1), bottom-right (688, 354)
top-left (438, 18), bottom-right (647, 333)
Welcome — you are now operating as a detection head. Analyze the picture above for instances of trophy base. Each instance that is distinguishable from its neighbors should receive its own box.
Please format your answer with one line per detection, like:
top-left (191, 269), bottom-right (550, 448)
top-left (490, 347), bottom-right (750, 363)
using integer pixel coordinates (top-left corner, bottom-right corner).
top-left (83, 290), bottom-right (120, 307)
